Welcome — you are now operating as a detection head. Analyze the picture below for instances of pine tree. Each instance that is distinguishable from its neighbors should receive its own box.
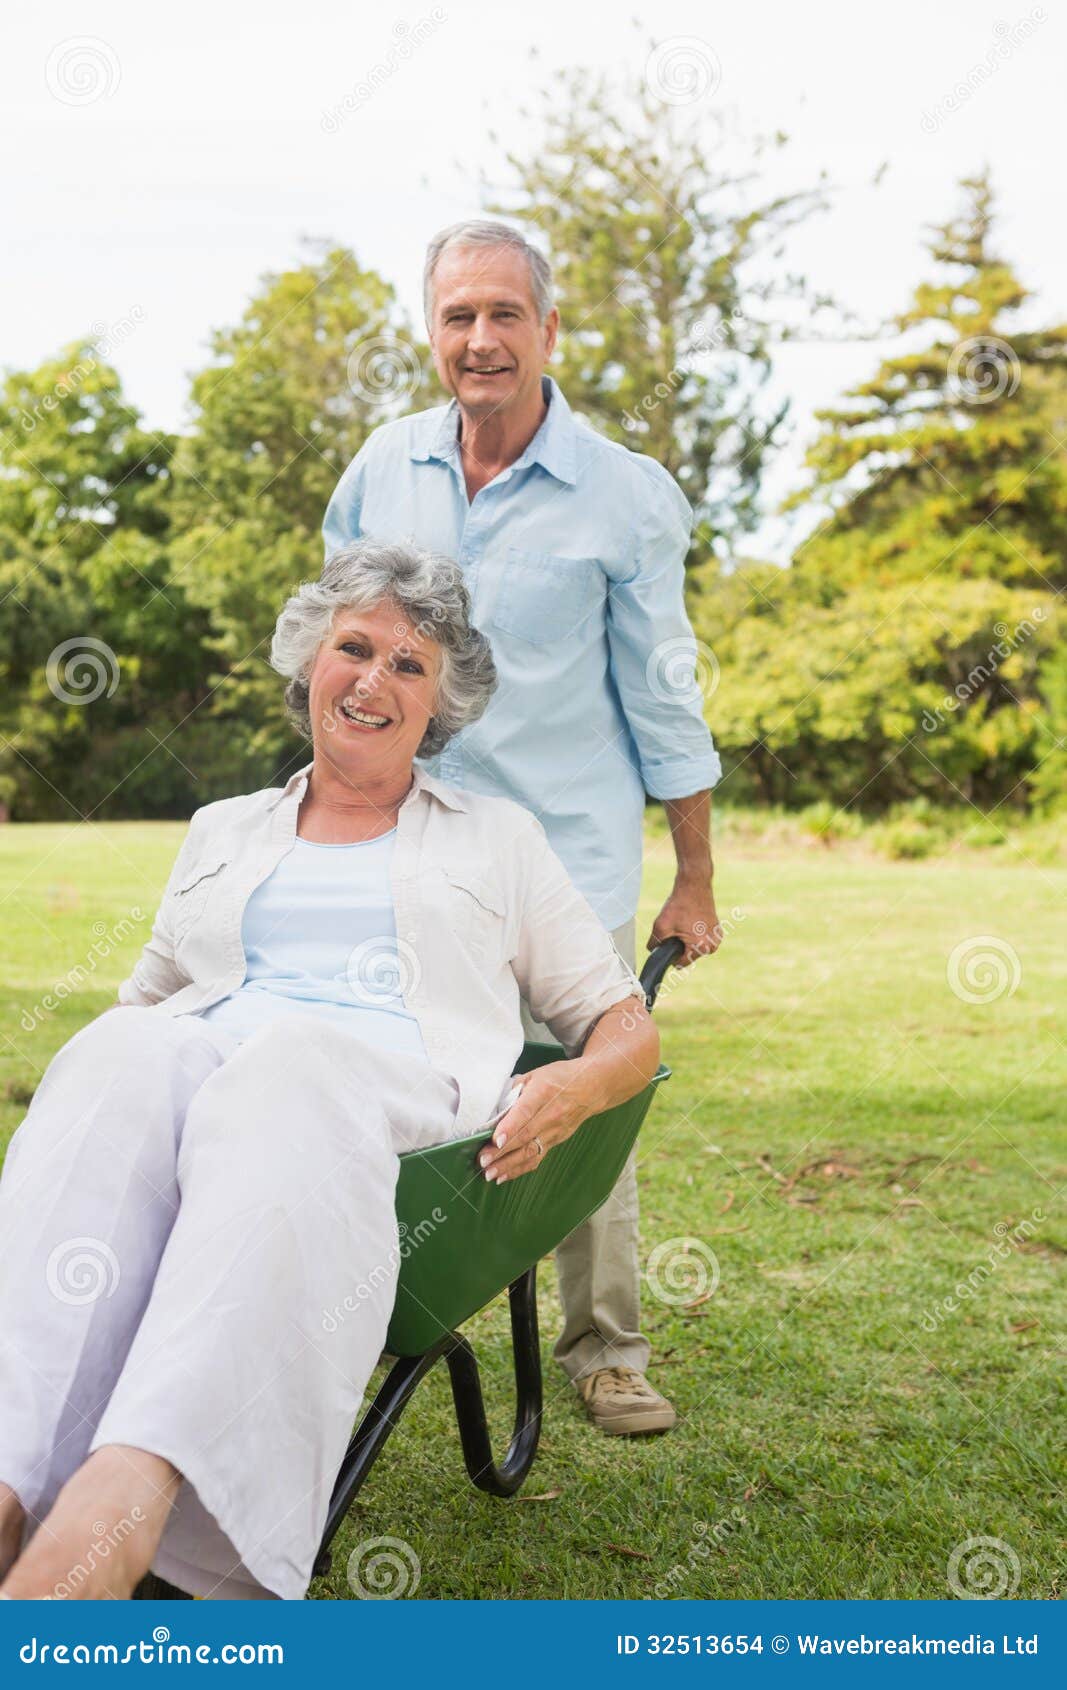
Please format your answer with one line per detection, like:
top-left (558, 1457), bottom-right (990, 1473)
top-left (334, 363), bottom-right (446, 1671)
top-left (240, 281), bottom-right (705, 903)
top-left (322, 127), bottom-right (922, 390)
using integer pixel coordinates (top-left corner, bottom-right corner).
top-left (785, 172), bottom-right (1067, 594)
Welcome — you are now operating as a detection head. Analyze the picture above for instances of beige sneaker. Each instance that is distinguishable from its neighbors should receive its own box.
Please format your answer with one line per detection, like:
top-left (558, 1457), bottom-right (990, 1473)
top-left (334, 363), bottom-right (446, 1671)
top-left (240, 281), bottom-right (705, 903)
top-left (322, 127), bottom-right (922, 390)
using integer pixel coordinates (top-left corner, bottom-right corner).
top-left (577, 1367), bottom-right (677, 1436)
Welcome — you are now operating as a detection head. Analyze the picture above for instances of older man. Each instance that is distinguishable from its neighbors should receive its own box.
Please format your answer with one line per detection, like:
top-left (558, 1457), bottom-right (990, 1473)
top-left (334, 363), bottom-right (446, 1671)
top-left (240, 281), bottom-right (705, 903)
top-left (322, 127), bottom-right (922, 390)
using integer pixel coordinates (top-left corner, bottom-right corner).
top-left (323, 219), bottom-right (722, 1436)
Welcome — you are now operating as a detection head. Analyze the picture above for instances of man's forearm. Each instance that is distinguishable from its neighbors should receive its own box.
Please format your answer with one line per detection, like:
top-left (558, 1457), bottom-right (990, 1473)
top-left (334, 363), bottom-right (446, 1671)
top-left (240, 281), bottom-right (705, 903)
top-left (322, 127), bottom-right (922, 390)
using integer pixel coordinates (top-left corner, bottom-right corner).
top-left (663, 790), bottom-right (713, 886)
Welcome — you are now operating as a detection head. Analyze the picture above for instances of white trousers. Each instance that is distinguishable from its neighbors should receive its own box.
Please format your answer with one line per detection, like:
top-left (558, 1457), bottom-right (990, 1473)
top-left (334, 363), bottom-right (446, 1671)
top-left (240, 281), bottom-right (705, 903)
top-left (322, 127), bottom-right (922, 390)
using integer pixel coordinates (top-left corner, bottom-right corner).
top-left (0, 1005), bottom-right (461, 1600)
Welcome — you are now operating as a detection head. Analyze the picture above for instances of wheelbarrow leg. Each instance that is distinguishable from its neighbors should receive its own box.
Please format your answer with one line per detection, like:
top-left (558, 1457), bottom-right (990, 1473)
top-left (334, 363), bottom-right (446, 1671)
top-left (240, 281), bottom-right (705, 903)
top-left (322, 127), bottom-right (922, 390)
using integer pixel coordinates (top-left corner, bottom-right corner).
top-left (445, 1266), bottom-right (543, 1496)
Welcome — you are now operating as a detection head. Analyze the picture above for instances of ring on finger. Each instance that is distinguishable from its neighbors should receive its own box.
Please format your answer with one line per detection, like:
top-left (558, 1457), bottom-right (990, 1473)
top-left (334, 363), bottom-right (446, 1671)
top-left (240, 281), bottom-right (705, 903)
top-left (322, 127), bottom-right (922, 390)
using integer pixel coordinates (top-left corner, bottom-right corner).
top-left (533, 1136), bottom-right (544, 1159)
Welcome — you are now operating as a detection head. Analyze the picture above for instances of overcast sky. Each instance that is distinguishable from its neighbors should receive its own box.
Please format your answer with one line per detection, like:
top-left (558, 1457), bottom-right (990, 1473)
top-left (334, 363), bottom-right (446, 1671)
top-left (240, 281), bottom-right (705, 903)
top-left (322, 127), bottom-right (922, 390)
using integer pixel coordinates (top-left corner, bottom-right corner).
top-left (3, 0), bottom-right (1062, 562)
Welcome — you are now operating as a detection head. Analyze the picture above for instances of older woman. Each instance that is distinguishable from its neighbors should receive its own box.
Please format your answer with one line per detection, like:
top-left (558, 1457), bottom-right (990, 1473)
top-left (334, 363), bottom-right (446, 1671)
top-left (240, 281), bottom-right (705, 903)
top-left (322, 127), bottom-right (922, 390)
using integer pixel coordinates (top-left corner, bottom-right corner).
top-left (0, 540), bottom-right (658, 1602)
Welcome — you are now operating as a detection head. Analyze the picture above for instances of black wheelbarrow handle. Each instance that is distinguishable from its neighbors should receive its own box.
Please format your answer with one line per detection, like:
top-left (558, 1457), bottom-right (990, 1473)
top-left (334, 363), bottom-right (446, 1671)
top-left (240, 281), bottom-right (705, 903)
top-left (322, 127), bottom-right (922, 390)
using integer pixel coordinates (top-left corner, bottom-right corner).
top-left (639, 936), bottom-right (686, 1010)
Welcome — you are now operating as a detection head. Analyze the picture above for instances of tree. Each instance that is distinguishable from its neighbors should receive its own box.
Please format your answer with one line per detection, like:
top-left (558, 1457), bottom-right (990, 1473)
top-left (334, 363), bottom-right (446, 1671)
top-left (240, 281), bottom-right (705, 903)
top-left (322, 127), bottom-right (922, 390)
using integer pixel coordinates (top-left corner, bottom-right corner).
top-left (166, 246), bottom-right (431, 786)
top-left (0, 344), bottom-right (203, 819)
top-left (697, 174), bottom-right (1067, 813)
top-left (783, 172), bottom-right (1067, 594)
top-left (691, 561), bottom-right (1057, 810)
top-left (486, 61), bottom-right (828, 555)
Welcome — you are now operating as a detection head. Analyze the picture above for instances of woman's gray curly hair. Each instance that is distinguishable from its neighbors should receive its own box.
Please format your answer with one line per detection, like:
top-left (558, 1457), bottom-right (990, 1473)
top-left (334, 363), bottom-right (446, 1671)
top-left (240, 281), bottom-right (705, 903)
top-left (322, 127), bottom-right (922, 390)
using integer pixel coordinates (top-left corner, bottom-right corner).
top-left (270, 539), bottom-right (497, 758)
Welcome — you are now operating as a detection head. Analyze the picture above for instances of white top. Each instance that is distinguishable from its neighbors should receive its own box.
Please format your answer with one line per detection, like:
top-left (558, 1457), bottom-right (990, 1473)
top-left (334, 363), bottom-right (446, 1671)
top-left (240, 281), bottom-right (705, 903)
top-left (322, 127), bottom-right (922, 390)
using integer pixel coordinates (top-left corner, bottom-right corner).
top-left (117, 761), bottom-right (645, 1137)
top-left (199, 829), bottom-right (427, 1058)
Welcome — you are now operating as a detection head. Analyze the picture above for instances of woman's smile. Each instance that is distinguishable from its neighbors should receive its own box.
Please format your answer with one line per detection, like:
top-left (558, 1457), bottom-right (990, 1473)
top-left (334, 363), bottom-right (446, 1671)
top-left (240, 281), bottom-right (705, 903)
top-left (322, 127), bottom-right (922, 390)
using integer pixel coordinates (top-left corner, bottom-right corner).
top-left (337, 700), bottom-right (393, 731)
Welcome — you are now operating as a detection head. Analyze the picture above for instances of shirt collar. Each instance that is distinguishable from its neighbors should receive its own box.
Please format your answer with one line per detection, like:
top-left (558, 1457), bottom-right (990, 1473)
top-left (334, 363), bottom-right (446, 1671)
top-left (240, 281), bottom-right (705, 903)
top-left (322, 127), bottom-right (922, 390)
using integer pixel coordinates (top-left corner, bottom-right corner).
top-left (410, 375), bottom-right (577, 486)
top-left (267, 758), bottom-right (468, 814)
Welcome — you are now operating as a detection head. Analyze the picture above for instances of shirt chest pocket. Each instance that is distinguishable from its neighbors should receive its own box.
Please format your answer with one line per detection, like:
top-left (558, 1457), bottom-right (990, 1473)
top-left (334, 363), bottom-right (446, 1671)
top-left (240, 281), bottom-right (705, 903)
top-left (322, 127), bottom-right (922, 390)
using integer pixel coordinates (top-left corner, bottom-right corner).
top-left (171, 855), bottom-right (231, 942)
top-left (423, 862), bottom-right (508, 965)
top-left (490, 548), bottom-right (604, 646)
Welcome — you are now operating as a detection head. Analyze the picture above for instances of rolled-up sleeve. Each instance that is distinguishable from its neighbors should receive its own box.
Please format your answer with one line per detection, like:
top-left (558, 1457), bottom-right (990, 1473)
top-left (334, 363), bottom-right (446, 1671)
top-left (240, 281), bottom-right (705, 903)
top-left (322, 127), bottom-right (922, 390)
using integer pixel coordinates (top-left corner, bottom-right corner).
top-left (510, 814), bottom-right (645, 1055)
top-left (115, 817), bottom-right (204, 1006)
top-left (606, 465), bottom-right (722, 800)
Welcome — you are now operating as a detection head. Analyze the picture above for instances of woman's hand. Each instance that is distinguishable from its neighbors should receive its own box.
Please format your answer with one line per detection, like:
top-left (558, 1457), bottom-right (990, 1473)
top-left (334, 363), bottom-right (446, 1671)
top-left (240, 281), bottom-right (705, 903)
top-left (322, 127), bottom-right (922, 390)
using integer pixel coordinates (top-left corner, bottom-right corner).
top-left (478, 994), bottom-right (659, 1185)
top-left (478, 1060), bottom-right (599, 1184)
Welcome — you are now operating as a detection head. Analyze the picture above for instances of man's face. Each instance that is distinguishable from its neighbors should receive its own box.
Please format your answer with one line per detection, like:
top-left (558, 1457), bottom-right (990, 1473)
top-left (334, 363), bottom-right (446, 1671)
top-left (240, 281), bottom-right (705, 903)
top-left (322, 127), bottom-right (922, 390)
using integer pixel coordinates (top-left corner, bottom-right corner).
top-left (428, 244), bottom-right (558, 421)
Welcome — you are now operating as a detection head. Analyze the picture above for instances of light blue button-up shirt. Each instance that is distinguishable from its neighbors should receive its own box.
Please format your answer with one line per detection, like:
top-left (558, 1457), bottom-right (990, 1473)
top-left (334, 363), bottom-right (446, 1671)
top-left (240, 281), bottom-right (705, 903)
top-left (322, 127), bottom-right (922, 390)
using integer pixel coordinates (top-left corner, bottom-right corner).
top-left (322, 377), bottom-right (721, 928)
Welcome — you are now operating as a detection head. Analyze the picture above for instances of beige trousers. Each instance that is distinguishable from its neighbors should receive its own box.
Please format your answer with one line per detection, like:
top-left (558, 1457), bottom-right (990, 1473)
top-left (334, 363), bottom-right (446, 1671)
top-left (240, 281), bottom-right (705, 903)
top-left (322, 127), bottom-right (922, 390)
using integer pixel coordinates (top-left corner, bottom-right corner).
top-left (520, 918), bottom-right (649, 1383)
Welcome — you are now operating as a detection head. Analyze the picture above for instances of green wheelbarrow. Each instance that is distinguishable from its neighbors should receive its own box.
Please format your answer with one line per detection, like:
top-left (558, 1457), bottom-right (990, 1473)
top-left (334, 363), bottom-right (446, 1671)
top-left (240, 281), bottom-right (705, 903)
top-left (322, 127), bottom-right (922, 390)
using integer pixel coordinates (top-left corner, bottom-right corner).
top-left (136, 937), bottom-right (681, 1598)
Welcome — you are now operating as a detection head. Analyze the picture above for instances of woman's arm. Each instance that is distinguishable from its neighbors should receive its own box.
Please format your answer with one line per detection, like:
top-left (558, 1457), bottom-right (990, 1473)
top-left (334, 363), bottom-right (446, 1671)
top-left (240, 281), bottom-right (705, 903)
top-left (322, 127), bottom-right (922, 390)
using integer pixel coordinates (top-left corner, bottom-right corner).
top-left (478, 994), bottom-right (660, 1185)
top-left (114, 815), bottom-right (207, 1007)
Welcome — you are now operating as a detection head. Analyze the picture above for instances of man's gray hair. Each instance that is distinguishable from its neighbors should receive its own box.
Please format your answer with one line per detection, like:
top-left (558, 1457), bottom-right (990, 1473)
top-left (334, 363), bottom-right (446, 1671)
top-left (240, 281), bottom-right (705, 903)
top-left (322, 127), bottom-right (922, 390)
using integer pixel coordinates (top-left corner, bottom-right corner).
top-left (423, 219), bottom-right (554, 325)
top-left (270, 539), bottom-right (496, 758)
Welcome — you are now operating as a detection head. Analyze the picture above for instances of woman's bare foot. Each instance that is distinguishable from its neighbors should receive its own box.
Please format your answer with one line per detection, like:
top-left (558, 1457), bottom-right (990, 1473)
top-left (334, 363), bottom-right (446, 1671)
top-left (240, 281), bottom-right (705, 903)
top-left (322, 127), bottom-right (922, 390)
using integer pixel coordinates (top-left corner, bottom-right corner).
top-left (0, 1484), bottom-right (26, 1580)
top-left (0, 1446), bottom-right (180, 1599)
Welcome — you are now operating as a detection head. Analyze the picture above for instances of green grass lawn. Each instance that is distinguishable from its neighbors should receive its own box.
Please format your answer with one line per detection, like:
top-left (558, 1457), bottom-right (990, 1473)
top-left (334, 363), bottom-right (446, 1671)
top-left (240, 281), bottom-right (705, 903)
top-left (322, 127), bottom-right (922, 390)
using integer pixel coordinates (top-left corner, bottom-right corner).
top-left (1, 817), bottom-right (1064, 1599)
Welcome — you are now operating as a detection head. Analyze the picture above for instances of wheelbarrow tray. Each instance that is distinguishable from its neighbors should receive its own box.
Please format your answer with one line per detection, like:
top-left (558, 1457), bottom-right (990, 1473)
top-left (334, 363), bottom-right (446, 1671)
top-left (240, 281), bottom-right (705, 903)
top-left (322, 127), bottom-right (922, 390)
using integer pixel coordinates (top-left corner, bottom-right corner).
top-left (386, 1044), bottom-right (669, 1355)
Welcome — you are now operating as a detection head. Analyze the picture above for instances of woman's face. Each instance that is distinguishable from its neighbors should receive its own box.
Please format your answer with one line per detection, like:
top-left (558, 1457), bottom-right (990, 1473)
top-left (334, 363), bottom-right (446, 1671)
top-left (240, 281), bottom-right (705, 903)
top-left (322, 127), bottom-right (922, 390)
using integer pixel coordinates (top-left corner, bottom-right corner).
top-left (307, 598), bottom-right (443, 780)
